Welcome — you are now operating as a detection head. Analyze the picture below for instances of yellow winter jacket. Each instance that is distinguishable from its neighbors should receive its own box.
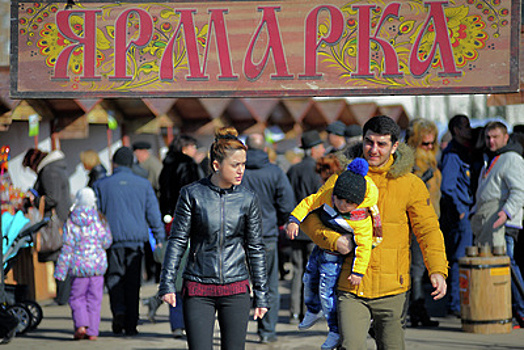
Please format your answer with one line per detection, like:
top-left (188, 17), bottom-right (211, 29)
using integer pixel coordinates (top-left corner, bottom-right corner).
top-left (301, 143), bottom-right (448, 299)
top-left (290, 174), bottom-right (378, 276)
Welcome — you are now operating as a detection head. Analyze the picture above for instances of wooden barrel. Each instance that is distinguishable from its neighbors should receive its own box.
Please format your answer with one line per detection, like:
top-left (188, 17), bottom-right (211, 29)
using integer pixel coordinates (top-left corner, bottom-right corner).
top-left (459, 255), bottom-right (512, 334)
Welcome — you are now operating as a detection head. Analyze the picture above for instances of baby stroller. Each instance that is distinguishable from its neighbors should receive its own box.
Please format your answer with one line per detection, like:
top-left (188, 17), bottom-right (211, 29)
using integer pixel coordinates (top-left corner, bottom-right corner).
top-left (2, 210), bottom-right (48, 335)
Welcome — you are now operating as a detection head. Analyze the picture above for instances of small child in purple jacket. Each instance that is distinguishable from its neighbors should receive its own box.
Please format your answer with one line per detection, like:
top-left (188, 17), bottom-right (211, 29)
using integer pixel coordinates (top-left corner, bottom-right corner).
top-left (55, 187), bottom-right (112, 340)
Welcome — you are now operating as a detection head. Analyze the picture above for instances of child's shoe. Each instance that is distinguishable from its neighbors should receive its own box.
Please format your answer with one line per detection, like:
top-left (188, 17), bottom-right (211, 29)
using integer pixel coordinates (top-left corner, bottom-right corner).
top-left (74, 326), bottom-right (87, 340)
top-left (321, 331), bottom-right (341, 350)
top-left (298, 310), bottom-right (324, 330)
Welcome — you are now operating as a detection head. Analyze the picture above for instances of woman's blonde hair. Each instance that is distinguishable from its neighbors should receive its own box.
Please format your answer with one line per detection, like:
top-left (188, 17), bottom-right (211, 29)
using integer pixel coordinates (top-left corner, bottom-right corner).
top-left (209, 127), bottom-right (246, 172)
top-left (406, 118), bottom-right (439, 152)
top-left (80, 149), bottom-right (102, 169)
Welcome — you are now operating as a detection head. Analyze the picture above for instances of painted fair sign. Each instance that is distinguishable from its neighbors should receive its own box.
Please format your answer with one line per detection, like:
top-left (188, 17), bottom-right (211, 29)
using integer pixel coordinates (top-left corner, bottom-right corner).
top-left (10, 0), bottom-right (520, 98)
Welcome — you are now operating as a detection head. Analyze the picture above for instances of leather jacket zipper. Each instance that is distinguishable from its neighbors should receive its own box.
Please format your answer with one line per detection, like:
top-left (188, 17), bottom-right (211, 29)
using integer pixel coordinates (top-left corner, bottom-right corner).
top-left (219, 192), bottom-right (225, 283)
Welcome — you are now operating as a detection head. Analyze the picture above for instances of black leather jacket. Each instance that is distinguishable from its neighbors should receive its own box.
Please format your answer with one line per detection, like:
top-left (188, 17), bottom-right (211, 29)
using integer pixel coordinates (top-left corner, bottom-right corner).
top-left (158, 177), bottom-right (269, 308)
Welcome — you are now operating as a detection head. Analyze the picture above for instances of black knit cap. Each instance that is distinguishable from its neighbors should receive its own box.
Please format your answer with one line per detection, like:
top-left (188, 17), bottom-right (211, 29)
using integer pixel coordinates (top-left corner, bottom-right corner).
top-left (113, 146), bottom-right (134, 167)
top-left (333, 158), bottom-right (368, 205)
top-left (345, 124), bottom-right (363, 138)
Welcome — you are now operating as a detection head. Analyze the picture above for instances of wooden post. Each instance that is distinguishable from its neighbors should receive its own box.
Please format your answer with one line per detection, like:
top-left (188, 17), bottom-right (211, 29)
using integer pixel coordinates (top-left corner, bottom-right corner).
top-left (107, 127), bottom-right (113, 172)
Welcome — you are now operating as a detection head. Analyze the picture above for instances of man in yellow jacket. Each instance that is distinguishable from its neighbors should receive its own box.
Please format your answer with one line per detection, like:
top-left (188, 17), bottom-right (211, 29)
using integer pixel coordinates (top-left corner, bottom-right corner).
top-left (301, 115), bottom-right (448, 349)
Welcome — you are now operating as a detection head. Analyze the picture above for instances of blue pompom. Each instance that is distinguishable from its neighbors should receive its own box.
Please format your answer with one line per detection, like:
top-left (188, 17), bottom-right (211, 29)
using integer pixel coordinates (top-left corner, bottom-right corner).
top-left (346, 157), bottom-right (368, 176)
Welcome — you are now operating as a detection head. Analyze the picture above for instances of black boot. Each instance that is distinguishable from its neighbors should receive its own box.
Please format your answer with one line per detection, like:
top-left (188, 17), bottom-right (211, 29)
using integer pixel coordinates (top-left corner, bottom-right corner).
top-left (409, 299), bottom-right (439, 328)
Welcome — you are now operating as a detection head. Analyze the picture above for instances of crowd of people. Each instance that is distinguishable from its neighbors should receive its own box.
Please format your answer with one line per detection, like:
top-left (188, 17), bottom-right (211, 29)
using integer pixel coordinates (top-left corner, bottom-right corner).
top-left (2, 113), bottom-right (524, 349)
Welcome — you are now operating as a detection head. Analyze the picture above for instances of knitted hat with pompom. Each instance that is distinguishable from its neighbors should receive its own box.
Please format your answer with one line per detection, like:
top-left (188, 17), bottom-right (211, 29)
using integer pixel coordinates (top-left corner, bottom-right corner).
top-left (333, 158), bottom-right (368, 205)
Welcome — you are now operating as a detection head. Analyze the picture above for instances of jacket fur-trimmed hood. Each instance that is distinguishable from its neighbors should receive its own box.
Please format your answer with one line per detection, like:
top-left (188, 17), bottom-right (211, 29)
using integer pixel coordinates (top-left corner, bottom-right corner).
top-left (37, 150), bottom-right (66, 173)
top-left (344, 142), bottom-right (415, 179)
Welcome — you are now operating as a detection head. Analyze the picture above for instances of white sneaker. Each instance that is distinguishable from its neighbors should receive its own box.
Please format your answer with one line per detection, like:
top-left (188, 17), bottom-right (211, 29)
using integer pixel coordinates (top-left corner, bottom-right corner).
top-left (321, 332), bottom-right (341, 350)
top-left (298, 310), bottom-right (324, 330)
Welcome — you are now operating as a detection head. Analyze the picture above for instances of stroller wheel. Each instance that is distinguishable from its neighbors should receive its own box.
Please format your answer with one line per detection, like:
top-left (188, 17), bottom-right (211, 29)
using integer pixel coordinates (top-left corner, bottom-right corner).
top-left (21, 301), bottom-right (43, 330)
top-left (7, 304), bottom-right (32, 334)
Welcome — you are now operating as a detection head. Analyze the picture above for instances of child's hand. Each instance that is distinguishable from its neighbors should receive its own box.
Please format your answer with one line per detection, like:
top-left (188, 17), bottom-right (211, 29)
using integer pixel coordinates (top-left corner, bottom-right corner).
top-left (286, 222), bottom-right (299, 240)
top-left (349, 274), bottom-right (362, 286)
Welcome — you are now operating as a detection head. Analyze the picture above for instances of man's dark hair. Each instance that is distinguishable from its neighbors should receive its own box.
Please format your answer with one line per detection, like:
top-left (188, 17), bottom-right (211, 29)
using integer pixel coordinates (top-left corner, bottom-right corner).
top-left (363, 115), bottom-right (401, 143)
top-left (170, 134), bottom-right (198, 153)
top-left (448, 114), bottom-right (468, 137)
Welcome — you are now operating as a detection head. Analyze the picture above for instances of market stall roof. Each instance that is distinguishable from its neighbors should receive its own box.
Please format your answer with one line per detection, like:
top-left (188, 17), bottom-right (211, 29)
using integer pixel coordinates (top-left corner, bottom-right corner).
top-left (222, 99), bottom-right (260, 134)
top-left (379, 104), bottom-right (410, 129)
top-left (265, 100), bottom-right (296, 133)
top-left (348, 102), bottom-right (380, 126)
top-left (315, 99), bottom-right (350, 124)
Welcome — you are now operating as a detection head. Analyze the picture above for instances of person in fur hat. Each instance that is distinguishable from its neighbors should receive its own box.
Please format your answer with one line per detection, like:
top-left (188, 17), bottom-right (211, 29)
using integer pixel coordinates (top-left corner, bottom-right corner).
top-left (286, 158), bottom-right (382, 350)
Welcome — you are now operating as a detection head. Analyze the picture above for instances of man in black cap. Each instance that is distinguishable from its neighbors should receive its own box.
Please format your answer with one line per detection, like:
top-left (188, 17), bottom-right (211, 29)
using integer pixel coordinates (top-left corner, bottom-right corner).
top-left (325, 121), bottom-right (347, 155)
top-left (286, 130), bottom-right (325, 324)
top-left (345, 124), bottom-right (363, 148)
top-left (132, 141), bottom-right (162, 199)
top-left (93, 146), bottom-right (165, 336)
top-left (132, 141), bottom-right (164, 285)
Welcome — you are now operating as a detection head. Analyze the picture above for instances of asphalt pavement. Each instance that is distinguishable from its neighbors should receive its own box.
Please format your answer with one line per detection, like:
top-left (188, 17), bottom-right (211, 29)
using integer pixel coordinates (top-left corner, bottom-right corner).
top-left (3, 273), bottom-right (524, 350)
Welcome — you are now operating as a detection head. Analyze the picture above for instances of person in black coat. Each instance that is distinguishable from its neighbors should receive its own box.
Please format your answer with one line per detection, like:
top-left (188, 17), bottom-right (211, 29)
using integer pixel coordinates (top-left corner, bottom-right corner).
top-left (159, 134), bottom-right (205, 220)
top-left (144, 135), bottom-right (205, 329)
top-left (243, 133), bottom-right (295, 343)
top-left (286, 130), bottom-right (325, 324)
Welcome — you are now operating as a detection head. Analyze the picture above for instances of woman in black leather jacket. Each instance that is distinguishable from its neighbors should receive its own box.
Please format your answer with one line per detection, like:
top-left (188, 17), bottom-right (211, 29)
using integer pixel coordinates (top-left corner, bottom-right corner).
top-left (159, 127), bottom-right (268, 350)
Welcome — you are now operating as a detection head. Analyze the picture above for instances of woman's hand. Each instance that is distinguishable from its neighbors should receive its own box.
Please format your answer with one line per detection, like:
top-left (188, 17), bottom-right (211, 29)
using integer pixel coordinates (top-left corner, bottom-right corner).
top-left (161, 292), bottom-right (177, 307)
top-left (253, 307), bottom-right (268, 320)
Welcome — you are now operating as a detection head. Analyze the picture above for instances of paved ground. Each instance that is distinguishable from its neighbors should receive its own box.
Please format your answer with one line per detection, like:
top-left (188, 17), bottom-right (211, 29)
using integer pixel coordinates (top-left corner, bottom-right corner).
top-left (3, 276), bottom-right (524, 350)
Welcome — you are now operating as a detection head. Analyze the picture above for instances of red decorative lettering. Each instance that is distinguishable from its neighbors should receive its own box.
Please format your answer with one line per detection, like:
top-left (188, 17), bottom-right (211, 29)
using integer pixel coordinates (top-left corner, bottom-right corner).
top-left (244, 6), bottom-right (293, 81)
top-left (52, 9), bottom-right (101, 80)
top-left (299, 5), bottom-right (344, 79)
top-left (109, 8), bottom-right (153, 80)
top-left (160, 9), bottom-right (205, 81)
top-left (204, 9), bottom-right (238, 81)
top-left (410, 1), bottom-right (461, 77)
top-left (352, 3), bottom-right (402, 78)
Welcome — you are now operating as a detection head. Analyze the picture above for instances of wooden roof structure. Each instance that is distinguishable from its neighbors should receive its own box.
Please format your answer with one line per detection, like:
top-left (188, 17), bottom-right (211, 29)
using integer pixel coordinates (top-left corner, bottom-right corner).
top-left (1, 61), bottom-right (412, 144)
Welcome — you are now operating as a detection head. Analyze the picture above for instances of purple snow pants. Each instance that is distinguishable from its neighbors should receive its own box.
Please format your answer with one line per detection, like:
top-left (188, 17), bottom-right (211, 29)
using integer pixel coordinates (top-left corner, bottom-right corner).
top-left (69, 275), bottom-right (104, 337)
